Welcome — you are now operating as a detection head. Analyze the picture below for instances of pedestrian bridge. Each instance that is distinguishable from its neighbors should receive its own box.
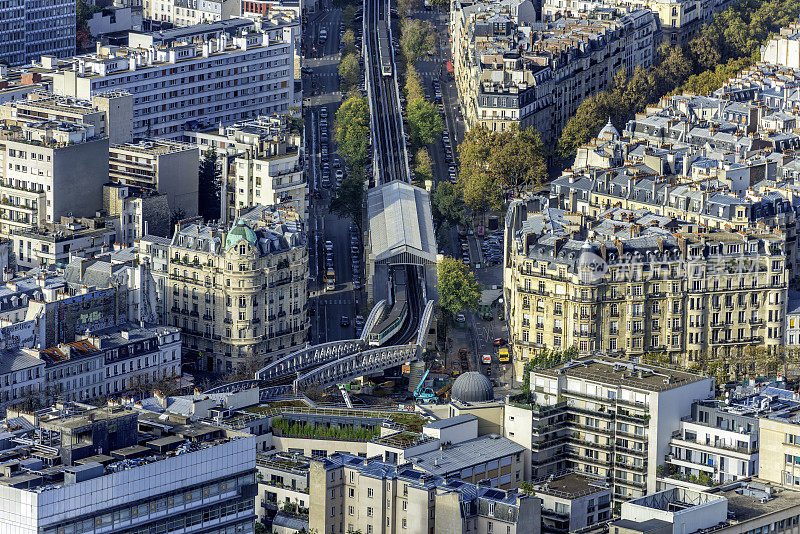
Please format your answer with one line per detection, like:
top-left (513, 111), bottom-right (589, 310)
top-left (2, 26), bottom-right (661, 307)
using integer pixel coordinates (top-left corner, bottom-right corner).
top-left (205, 299), bottom-right (433, 399)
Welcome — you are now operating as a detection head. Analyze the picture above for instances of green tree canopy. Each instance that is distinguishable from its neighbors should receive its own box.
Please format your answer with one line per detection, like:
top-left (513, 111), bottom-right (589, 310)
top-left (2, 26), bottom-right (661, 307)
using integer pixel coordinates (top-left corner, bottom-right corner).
top-left (330, 175), bottom-right (366, 231)
top-left (342, 29), bottom-right (357, 56)
top-left (432, 181), bottom-right (465, 228)
top-left (398, 0), bottom-right (421, 15)
top-left (437, 257), bottom-right (481, 317)
top-left (401, 19), bottom-right (436, 63)
top-left (405, 65), bottom-right (425, 102)
top-left (414, 148), bottom-right (434, 186)
top-left (335, 94), bottom-right (371, 171)
top-left (338, 53), bottom-right (361, 93)
top-left (407, 98), bottom-right (443, 148)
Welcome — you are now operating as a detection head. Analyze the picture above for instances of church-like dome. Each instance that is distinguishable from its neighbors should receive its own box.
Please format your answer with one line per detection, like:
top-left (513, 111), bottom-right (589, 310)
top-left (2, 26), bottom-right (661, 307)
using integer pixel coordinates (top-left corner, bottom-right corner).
top-left (598, 118), bottom-right (620, 141)
top-left (225, 219), bottom-right (258, 250)
top-left (451, 372), bottom-right (494, 403)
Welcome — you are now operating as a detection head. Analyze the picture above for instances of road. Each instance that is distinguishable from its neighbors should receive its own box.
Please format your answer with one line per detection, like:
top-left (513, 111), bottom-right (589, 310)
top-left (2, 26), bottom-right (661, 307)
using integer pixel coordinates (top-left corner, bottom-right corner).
top-left (304, 6), bottom-right (362, 344)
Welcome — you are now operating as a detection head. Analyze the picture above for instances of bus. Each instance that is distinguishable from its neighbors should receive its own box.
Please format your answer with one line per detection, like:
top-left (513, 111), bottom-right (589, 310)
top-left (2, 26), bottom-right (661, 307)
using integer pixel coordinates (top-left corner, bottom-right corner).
top-left (498, 348), bottom-right (510, 363)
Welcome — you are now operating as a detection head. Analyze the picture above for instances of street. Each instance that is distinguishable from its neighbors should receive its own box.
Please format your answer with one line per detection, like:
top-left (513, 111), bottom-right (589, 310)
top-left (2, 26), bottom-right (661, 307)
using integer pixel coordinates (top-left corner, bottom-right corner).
top-left (304, 6), bottom-right (363, 344)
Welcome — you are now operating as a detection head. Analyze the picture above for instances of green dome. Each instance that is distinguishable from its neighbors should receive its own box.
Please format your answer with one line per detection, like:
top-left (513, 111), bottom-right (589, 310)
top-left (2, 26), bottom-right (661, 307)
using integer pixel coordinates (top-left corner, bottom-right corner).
top-left (226, 220), bottom-right (258, 250)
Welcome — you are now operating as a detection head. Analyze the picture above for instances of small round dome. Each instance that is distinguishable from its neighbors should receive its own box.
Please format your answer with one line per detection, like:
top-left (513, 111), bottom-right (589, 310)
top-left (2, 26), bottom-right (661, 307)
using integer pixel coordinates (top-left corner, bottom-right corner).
top-left (225, 219), bottom-right (258, 250)
top-left (598, 118), bottom-right (620, 141)
top-left (451, 372), bottom-right (494, 403)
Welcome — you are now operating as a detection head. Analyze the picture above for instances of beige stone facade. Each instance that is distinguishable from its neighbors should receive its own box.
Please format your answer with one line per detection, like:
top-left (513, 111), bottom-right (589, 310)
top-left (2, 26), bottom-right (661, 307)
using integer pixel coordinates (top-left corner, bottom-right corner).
top-left (504, 196), bottom-right (788, 378)
top-left (137, 204), bottom-right (309, 373)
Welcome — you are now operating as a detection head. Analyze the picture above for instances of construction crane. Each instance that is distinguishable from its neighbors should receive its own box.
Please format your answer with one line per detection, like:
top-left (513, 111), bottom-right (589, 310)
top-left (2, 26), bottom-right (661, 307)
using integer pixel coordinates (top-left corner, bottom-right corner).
top-left (414, 369), bottom-right (437, 404)
top-left (338, 384), bottom-right (354, 408)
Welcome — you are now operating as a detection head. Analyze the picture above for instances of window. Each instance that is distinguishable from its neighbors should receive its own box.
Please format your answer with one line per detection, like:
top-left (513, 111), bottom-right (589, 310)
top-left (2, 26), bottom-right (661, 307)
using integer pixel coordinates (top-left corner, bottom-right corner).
top-left (367, 507), bottom-right (373, 517)
top-left (368, 488), bottom-right (374, 498)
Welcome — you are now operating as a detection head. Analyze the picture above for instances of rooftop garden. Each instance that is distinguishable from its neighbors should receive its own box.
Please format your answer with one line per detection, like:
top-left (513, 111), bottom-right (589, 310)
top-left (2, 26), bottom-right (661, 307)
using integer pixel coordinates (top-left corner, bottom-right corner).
top-left (375, 431), bottom-right (430, 448)
top-left (245, 400), bottom-right (309, 415)
top-left (271, 416), bottom-right (379, 442)
top-left (387, 413), bottom-right (428, 432)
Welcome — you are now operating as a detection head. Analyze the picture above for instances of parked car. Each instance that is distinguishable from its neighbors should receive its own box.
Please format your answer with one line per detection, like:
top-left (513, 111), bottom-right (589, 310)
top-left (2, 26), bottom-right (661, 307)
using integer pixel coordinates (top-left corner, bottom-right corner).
top-left (493, 338), bottom-right (508, 346)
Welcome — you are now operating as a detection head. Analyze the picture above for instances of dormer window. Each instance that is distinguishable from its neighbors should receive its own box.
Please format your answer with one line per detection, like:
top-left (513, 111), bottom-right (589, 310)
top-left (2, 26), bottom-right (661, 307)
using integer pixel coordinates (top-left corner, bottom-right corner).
top-left (239, 244), bottom-right (246, 254)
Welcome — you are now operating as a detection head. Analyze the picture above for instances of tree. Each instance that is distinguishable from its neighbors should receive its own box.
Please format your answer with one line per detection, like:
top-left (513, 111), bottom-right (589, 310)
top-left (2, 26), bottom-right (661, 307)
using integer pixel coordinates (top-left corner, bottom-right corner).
top-left (492, 125), bottom-right (547, 194)
top-left (405, 65), bottom-right (425, 102)
top-left (342, 29), bottom-right (357, 56)
top-left (398, 0), bottom-right (421, 16)
top-left (459, 170), bottom-right (502, 214)
top-left (407, 98), bottom-right (443, 148)
top-left (414, 148), bottom-right (434, 186)
top-left (254, 522), bottom-right (267, 534)
top-left (437, 257), bottom-right (481, 317)
top-left (198, 148), bottom-right (221, 221)
top-left (432, 181), bottom-right (465, 228)
top-left (401, 19), bottom-right (436, 63)
top-left (338, 53), bottom-right (361, 93)
top-left (335, 94), bottom-right (371, 171)
top-left (330, 175), bottom-right (365, 231)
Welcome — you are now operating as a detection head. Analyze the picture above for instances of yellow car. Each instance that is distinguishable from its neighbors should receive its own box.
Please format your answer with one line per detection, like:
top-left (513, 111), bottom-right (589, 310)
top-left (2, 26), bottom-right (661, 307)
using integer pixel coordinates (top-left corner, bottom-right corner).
top-left (498, 348), bottom-right (510, 363)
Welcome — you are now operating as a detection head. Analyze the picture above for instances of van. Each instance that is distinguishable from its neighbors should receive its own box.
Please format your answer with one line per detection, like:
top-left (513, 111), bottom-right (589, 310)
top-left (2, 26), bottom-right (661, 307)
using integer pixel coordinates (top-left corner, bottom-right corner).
top-left (481, 354), bottom-right (492, 365)
top-left (498, 348), bottom-right (510, 363)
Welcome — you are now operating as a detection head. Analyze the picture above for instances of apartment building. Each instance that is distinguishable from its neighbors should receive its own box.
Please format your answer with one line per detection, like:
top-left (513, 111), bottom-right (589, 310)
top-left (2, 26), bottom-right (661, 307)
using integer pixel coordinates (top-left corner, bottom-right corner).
top-left (256, 453), bottom-right (312, 531)
top-left (109, 138), bottom-right (200, 217)
top-left (506, 357), bottom-right (713, 502)
top-left (451, 1), bottom-right (657, 142)
top-left (0, 118), bottom-right (109, 239)
top-left (10, 215), bottom-right (119, 270)
top-left (0, 92), bottom-right (134, 145)
top-left (530, 472), bottom-right (613, 533)
top-left (137, 204), bottom-right (309, 373)
top-left (0, 349), bottom-right (45, 415)
top-left (103, 182), bottom-right (171, 246)
top-left (145, 0), bottom-right (242, 26)
top-left (191, 115), bottom-right (305, 221)
top-left (47, 25), bottom-right (294, 139)
top-left (0, 0), bottom-right (76, 67)
top-left (664, 395), bottom-right (768, 490)
top-left (308, 452), bottom-right (541, 534)
top-left (756, 403), bottom-right (800, 488)
top-left (0, 402), bottom-right (257, 534)
top-left (608, 482), bottom-right (800, 534)
top-left (503, 195), bottom-right (789, 372)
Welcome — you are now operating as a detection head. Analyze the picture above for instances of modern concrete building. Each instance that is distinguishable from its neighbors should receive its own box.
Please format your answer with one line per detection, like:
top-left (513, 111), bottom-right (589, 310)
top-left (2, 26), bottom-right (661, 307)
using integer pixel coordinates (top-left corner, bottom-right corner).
top-left (664, 395), bottom-right (770, 490)
top-left (530, 471), bottom-right (613, 533)
top-left (308, 452), bottom-right (541, 534)
top-left (137, 204), bottom-right (309, 373)
top-left (506, 357), bottom-right (713, 502)
top-left (0, 91), bottom-right (134, 145)
top-left (109, 138), bottom-right (200, 218)
top-left (190, 115), bottom-right (306, 221)
top-left (0, 0), bottom-right (76, 67)
top-left (103, 182), bottom-right (172, 245)
top-left (0, 118), bottom-right (109, 238)
top-left (47, 24), bottom-right (294, 139)
top-left (0, 402), bottom-right (257, 534)
top-left (609, 482), bottom-right (800, 534)
top-left (10, 215), bottom-right (119, 270)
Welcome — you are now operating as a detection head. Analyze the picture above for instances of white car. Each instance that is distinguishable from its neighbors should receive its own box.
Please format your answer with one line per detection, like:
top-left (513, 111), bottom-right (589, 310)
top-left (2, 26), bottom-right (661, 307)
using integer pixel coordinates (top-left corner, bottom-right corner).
top-left (482, 354), bottom-right (492, 365)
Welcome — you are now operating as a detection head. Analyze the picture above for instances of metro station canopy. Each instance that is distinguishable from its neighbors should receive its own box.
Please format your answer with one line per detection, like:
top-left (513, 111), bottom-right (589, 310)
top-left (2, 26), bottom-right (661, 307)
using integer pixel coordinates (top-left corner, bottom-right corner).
top-left (367, 180), bottom-right (437, 266)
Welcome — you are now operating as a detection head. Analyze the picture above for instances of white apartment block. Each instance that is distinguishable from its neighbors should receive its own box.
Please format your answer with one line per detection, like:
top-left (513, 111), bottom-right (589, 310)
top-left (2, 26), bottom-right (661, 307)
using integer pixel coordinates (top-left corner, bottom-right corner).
top-left (0, 118), bottom-right (109, 239)
top-left (507, 357), bottom-right (714, 502)
top-left (145, 0), bottom-right (242, 26)
top-left (0, 91), bottom-right (134, 145)
top-left (10, 216), bottom-right (119, 270)
top-left (0, 0), bottom-right (76, 67)
top-left (48, 29), bottom-right (294, 139)
top-left (191, 115), bottom-right (306, 221)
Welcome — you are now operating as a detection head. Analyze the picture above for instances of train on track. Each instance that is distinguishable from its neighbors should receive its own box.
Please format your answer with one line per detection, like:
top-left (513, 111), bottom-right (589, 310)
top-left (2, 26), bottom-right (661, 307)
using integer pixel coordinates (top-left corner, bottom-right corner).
top-left (368, 267), bottom-right (408, 345)
top-left (378, 21), bottom-right (392, 77)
